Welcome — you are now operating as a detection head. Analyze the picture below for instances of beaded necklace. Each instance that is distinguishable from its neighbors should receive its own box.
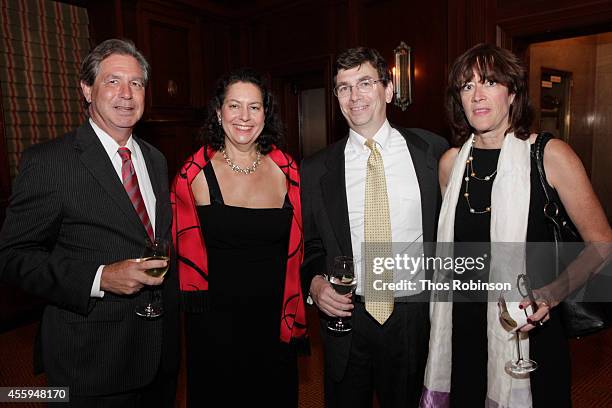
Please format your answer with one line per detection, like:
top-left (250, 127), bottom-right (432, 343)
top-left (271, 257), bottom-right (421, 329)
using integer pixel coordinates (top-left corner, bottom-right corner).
top-left (463, 139), bottom-right (497, 214)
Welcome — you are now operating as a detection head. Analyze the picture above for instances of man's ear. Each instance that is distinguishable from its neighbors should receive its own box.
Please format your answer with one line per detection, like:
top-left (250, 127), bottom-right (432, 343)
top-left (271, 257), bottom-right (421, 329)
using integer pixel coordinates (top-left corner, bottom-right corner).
top-left (385, 81), bottom-right (394, 103)
top-left (80, 81), bottom-right (92, 104)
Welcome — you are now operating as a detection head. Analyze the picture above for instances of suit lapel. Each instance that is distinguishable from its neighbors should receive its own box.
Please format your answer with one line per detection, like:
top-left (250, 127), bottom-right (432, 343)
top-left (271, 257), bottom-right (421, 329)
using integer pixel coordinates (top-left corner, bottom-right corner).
top-left (397, 127), bottom-right (438, 243)
top-left (321, 137), bottom-right (353, 257)
top-left (74, 122), bottom-right (149, 238)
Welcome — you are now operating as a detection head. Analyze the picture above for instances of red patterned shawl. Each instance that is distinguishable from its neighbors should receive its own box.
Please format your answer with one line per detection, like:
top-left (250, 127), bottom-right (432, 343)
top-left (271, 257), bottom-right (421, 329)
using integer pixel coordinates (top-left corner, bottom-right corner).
top-left (171, 145), bottom-right (307, 342)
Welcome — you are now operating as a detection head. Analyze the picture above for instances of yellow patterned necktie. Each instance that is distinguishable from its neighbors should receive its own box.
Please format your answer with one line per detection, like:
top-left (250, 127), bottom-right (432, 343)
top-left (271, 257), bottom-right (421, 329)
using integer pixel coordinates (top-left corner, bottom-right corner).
top-left (364, 139), bottom-right (394, 324)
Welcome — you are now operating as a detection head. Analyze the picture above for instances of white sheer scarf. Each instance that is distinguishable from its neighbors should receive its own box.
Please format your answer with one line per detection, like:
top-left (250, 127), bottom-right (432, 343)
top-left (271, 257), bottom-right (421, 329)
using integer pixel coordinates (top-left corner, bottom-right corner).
top-left (421, 133), bottom-right (534, 408)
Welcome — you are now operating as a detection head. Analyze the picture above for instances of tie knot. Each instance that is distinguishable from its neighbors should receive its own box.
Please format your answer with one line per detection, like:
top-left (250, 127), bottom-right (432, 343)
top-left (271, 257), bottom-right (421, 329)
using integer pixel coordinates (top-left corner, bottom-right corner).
top-left (118, 147), bottom-right (132, 161)
top-left (365, 139), bottom-right (377, 151)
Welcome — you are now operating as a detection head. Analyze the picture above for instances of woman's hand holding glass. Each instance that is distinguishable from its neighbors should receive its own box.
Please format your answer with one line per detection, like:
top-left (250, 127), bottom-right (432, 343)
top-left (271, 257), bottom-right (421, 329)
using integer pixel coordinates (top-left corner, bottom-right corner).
top-left (517, 273), bottom-right (553, 332)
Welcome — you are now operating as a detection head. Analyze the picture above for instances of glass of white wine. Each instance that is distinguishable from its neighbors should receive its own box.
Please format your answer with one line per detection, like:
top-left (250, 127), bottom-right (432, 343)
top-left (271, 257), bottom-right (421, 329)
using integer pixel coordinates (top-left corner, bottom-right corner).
top-left (135, 238), bottom-right (170, 318)
top-left (505, 273), bottom-right (538, 375)
top-left (327, 256), bottom-right (357, 333)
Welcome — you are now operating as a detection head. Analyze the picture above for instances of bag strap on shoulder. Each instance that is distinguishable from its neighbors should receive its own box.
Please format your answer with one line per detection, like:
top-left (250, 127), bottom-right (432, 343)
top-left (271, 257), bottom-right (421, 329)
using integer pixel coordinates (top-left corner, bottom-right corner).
top-left (535, 132), bottom-right (581, 242)
top-left (534, 132), bottom-right (555, 204)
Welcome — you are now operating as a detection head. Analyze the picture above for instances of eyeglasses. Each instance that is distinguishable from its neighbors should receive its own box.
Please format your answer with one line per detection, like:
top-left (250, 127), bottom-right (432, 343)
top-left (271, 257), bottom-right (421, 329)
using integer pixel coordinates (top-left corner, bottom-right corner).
top-left (333, 78), bottom-right (384, 98)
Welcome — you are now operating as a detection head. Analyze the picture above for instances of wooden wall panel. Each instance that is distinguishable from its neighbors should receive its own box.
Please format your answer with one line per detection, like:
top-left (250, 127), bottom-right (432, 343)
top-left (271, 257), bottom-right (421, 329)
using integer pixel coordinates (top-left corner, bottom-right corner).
top-left (200, 20), bottom-right (232, 86)
top-left (138, 2), bottom-right (204, 121)
top-left (246, 0), bottom-right (350, 150)
top-left (85, 0), bottom-right (124, 44)
top-left (136, 120), bottom-right (203, 176)
top-left (592, 36), bottom-right (612, 220)
top-left (496, 0), bottom-right (612, 51)
top-left (0, 78), bottom-right (8, 224)
top-left (246, 0), bottom-right (451, 142)
top-left (360, 0), bottom-right (449, 137)
top-left (148, 22), bottom-right (192, 108)
top-left (447, 0), bottom-right (497, 70)
top-left (249, 0), bottom-right (339, 67)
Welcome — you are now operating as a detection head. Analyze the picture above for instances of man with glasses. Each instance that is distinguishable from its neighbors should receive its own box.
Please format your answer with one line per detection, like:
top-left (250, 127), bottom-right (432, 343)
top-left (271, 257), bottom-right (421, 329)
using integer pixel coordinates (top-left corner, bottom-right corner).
top-left (301, 46), bottom-right (448, 407)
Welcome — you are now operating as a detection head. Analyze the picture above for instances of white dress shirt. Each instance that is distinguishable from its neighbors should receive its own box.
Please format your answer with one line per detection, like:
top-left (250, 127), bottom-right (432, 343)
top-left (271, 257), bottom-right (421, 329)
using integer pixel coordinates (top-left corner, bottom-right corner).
top-left (345, 120), bottom-right (423, 296)
top-left (89, 119), bottom-right (157, 297)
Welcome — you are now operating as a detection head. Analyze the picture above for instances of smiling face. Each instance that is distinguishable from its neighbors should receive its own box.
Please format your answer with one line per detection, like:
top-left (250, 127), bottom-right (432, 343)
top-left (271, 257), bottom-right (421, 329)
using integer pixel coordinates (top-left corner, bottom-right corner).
top-left (335, 62), bottom-right (393, 139)
top-left (217, 81), bottom-right (265, 150)
top-left (460, 70), bottom-right (515, 140)
top-left (80, 54), bottom-right (145, 145)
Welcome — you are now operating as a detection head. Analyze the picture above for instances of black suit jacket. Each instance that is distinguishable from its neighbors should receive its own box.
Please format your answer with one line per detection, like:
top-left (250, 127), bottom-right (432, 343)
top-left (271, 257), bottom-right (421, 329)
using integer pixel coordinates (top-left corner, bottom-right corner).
top-left (300, 126), bottom-right (448, 381)
top-left (0, 121), bottom-right (179, 396)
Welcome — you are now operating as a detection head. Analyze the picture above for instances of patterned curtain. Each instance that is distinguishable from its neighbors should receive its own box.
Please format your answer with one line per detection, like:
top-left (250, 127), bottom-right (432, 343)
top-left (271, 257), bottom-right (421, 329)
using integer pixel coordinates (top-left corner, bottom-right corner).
top-left (0, 0), bottom-right (90, 178)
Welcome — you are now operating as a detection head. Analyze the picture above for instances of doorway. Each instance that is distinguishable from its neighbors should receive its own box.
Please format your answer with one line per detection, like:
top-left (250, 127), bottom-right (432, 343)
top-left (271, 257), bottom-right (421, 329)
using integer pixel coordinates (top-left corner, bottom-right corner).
top-left (538, 67), bottom-right (572, 142)
top-left (266, 57), bottom-right (333, 163)
top-left (527, 32), bottom-right (612, 220)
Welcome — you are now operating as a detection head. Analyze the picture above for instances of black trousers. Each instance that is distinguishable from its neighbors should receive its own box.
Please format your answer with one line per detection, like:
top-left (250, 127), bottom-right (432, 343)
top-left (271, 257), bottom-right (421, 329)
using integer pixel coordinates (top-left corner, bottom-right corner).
top-left (324, 301), bottom-right (430, 408)
top-left (48, 367), bottom-right (177, 408)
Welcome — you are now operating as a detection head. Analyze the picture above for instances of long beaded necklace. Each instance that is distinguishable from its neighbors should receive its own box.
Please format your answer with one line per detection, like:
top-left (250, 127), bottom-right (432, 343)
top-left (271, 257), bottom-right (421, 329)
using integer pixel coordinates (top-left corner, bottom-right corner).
top-left (221, 147), bottom-right (262, 175)
top-left (463, 139), bottom-right (497, 214)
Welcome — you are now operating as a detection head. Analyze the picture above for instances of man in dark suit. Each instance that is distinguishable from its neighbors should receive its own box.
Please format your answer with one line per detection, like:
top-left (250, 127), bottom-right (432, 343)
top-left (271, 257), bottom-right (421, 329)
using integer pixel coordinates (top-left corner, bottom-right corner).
top-left (301, 47), bottom-right (448, 407)
top-left (0, 39), bottom-right (179, 407)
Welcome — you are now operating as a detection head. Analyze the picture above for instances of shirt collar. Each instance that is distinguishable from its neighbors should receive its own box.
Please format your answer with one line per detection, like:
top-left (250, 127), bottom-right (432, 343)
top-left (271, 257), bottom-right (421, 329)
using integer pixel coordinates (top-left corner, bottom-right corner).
top-left (347, 120), bottom-right (392, 154)
top-left (89, 118), bottom-right (135, 159)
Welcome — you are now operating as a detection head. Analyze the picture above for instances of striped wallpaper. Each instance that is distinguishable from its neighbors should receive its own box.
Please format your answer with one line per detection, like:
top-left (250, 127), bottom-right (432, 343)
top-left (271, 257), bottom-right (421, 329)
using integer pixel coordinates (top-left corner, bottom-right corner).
top-left (0, 0), bottom-right (90, 178)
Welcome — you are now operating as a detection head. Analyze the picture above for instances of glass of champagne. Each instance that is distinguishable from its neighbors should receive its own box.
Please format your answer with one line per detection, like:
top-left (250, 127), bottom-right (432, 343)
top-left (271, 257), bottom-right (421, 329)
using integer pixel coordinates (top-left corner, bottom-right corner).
top-left (327, 256), bottom-right (357, 333)
top-left (135, 238), bottom-right (170, 318)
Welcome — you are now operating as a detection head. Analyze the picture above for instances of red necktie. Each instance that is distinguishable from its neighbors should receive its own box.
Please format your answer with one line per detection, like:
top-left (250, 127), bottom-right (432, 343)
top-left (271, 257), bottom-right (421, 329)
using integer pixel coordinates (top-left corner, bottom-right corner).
top-left (117, 147), bottom-right (154, 241)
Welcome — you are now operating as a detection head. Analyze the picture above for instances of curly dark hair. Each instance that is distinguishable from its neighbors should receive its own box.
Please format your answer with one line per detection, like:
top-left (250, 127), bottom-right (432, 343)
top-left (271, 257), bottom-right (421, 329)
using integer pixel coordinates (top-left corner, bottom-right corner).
top-left (202, 68), bottom-right (284, 155)
top-left (446, 43), bottom-right (533, 145)
top-left (334, 46), bottom-right (391, 86)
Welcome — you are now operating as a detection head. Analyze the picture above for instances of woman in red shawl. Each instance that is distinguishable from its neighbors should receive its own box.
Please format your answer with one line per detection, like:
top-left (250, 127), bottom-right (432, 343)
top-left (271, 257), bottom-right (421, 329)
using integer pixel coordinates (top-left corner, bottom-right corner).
top-left (172, 68), bottom-right (307, 406)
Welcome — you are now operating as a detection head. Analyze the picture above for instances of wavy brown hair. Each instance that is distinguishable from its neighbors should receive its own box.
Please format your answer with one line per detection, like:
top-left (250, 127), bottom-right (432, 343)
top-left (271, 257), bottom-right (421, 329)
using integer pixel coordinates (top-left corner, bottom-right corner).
top-left (446, 43), bottom-right (533, 145)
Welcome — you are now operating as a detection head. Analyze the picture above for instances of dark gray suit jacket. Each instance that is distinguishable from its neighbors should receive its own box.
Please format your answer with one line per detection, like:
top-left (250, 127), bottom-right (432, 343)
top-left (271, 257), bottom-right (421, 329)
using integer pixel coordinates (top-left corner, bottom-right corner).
top-left (300, 125), bottom-right (448, 381)
top-left (0, 121), bottom-right (179, 396)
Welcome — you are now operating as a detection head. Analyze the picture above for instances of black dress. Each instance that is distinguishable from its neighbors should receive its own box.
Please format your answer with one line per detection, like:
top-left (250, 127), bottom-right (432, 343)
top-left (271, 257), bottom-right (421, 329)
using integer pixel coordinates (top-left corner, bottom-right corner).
top-left (184, 162), bottom-right (298, 406)
top-left (450, 146), bottom-right (571, 407)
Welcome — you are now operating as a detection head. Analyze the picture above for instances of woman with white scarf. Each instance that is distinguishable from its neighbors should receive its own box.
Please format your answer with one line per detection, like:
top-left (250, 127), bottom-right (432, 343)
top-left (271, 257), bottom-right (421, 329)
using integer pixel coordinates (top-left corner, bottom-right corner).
top-left (420, 44), bottom-right (612, 408)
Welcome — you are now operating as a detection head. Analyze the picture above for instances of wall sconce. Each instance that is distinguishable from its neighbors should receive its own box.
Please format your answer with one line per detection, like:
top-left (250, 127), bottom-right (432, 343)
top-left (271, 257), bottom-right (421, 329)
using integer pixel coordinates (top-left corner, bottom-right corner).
top-left (392, 41), bottom-right (412, 111)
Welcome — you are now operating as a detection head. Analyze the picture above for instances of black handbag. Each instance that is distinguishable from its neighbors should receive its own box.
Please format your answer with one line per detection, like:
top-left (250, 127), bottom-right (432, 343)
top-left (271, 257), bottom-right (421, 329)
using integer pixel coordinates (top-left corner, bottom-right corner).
top-left (534, 132), bottom-right (608, 338)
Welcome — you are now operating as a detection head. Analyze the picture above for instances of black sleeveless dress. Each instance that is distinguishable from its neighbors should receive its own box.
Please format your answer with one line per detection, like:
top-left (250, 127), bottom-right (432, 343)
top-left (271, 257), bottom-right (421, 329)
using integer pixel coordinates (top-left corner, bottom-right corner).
top-left (450, 146), bottom-right (571, 407)
top-left (184, 162), bottom-right (298, 406)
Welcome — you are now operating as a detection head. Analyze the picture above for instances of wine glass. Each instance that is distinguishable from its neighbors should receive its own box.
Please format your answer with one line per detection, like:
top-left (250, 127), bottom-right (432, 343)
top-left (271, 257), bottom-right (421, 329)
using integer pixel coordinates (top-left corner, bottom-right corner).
top-left (505, 331), bottom-right (538, 375)
top-left (505, 273), bottom-right (538, 375)
top-left (327, 256), bottom-right (357, 333)
top-left (135, 238), bottom-right (170, 318)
